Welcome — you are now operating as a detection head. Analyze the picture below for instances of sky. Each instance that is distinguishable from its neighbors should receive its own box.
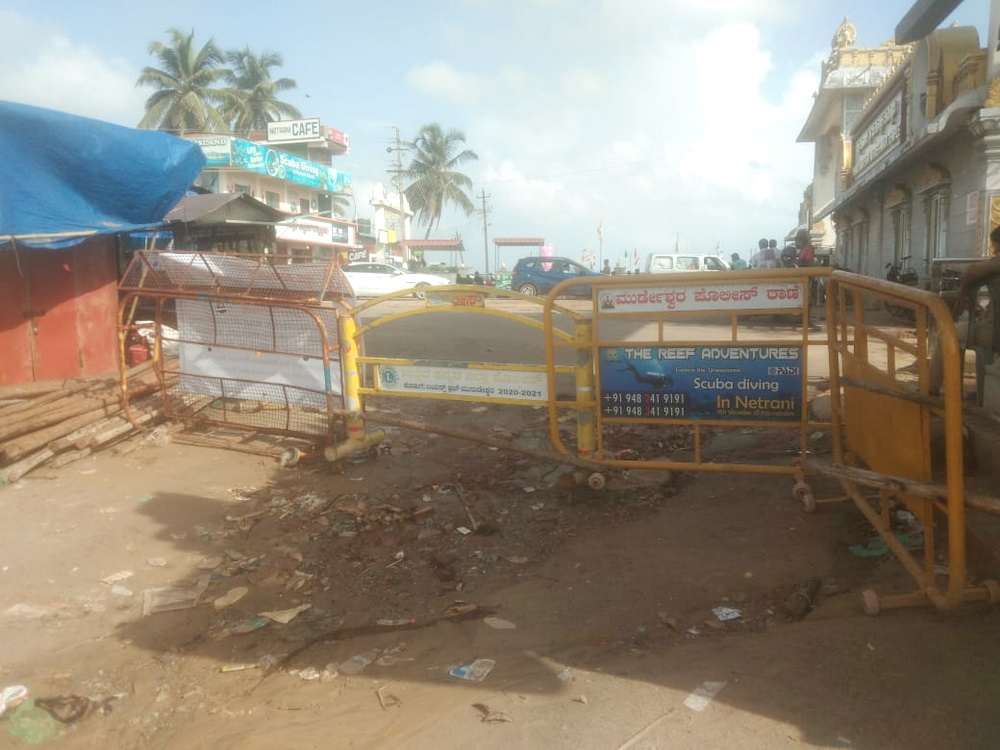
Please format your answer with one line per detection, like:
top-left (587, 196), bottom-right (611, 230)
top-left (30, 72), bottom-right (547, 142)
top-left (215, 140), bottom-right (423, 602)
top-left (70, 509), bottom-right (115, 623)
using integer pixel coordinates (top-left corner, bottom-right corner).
top-left (0, 0), bottom-right (991, 271)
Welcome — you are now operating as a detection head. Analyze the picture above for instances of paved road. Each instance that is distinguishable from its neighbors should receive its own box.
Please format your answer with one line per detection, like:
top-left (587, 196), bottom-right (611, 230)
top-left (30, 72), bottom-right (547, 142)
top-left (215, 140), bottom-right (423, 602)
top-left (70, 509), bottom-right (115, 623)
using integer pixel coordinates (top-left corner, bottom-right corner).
top-left (357, 297), bottom-right (835, 381)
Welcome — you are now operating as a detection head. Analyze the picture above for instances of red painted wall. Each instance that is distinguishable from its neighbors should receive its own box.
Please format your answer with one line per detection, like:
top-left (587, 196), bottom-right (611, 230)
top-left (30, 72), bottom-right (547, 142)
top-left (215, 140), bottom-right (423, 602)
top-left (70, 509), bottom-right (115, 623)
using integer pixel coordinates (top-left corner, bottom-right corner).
top-left (0, 238), bottom-right (119, 386)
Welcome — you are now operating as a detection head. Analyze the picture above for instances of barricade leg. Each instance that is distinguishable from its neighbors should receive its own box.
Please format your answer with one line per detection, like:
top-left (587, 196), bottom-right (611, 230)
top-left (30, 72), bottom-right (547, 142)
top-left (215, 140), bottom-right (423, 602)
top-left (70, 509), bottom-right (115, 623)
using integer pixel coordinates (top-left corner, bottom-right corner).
top-left (573, 319), bottom-right (604, 489)
top-left (326, 313), bottom-right (385, 463)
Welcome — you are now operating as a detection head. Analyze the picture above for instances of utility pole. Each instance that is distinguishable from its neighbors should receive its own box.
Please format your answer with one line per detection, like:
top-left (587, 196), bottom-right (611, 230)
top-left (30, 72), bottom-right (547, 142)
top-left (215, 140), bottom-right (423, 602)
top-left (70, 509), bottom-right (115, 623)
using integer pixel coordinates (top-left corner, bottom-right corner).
top-left (386, 126), bottom-right (407, 265)
top-left (477, 188), bottom-right (492, 274)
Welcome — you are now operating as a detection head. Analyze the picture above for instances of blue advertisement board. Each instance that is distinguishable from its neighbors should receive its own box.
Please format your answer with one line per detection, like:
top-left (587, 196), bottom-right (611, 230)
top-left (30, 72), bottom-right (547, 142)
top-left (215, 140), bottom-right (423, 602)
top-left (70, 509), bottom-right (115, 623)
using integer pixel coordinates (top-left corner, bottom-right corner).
top-left (189, 136), bottom-right (352, 194)
top-left (598, 345), bottom-right (802, 422)
top-left (231, 139), bottom-right (352, 193)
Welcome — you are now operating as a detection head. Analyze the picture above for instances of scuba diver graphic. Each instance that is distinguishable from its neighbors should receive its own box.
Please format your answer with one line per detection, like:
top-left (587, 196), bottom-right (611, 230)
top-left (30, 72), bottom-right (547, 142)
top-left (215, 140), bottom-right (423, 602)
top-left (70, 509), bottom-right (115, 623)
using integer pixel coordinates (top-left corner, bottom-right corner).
top-left (608, 349), bottom-right (674, 388)
top-left (617, 358), bottom-right (674, 388)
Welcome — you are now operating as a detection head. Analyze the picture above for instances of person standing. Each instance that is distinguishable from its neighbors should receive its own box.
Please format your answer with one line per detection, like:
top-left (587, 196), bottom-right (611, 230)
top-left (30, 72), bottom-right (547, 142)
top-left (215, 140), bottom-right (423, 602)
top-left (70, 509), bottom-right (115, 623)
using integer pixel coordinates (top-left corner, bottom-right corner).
top-left (730, 252), bottom-right (747, 270)
top-left (602, 259), bottom-right (612, 274)
top-left (795, 229), bottom-right (816, 266)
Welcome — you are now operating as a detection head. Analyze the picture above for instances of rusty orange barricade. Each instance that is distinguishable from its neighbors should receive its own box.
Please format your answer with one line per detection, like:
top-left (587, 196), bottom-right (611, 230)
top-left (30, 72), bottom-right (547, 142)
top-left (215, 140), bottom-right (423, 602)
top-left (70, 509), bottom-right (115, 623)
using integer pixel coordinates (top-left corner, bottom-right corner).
top-left (118, 250), bottom-right (356, 458)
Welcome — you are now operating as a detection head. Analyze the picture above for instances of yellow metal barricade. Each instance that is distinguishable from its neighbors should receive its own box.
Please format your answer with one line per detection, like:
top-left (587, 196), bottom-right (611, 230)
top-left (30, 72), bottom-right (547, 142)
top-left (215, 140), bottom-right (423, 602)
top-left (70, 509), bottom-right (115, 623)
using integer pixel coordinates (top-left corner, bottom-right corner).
top-left (336, 285), bottom-right (596, 464)
top-left (814, 271), bottom-right (1000, 613)
top-left (541, 268), bottom-right (832, 491)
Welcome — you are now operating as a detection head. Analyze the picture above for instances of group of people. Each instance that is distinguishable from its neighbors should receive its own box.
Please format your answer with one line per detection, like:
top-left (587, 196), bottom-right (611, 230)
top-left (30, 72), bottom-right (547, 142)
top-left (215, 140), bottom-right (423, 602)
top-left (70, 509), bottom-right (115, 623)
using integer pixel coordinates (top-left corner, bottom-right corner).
top-left (731, 229), bottom-right (816, 270)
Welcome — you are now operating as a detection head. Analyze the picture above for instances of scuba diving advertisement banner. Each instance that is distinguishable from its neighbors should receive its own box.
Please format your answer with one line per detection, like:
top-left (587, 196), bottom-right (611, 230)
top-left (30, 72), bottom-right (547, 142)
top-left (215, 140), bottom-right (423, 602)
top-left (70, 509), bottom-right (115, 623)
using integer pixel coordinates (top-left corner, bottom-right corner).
top-left (598, 345), bottom-right (802, 422)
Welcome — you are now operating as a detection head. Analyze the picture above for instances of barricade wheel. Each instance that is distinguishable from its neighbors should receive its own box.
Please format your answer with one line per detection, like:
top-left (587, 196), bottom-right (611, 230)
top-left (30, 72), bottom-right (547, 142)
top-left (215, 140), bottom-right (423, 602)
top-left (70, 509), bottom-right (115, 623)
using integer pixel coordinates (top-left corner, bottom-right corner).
top-left (861, 589), bottom-right (880, 616)
top-left (792, 482), bottom-right (816, 512)
top-left (984, 579), bottom-right (1000, 604)
top-left (280, 447), bottom-right (301, 468)
top-left (587, 472), bottom-right (607, 491)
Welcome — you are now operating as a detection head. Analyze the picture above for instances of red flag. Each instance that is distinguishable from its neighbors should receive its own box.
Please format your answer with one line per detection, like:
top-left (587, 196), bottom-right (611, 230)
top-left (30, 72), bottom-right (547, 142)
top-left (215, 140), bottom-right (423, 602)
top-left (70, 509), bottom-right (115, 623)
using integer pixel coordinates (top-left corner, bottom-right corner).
top-left (597, 220), bottom-right (604, 241)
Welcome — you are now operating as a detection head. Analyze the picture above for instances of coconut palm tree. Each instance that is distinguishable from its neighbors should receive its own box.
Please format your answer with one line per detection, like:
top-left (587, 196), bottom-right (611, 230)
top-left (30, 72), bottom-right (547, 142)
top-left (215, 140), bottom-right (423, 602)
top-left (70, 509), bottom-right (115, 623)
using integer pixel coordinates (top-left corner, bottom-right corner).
top-left (136, 29), bottom-right (228, 135)
top-left (404, 124), bottom-right (478, 238)
top-left (219, 47), bottom-right (302, 135)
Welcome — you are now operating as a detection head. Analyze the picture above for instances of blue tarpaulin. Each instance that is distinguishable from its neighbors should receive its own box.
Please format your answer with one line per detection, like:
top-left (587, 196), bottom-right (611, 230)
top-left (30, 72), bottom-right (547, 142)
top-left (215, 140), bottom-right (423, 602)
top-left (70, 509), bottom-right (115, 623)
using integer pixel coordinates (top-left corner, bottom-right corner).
top-left (0, 100), bottom-right (206, 249)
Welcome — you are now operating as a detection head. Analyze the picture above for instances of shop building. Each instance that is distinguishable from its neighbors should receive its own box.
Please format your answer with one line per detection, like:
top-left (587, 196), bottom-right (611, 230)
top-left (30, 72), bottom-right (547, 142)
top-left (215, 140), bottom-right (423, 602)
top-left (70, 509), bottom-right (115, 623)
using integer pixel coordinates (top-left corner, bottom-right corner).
top-left (797, 14), bottom-right (1000, 282)
top-left (185, 119), bottom-right (359, 262)
top-left (368, 182), bottom-right (413, 265)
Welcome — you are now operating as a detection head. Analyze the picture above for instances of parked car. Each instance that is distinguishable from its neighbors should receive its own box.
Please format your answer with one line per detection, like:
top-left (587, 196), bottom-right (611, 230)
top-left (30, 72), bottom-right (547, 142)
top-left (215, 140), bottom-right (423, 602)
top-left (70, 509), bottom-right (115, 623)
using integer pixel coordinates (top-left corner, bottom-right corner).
top-left (644, 253), bottom-right (730, 274)
top-left (341, 262), bottom-right (450, 298)
top-left (510, 256), bottom-right (602, 296)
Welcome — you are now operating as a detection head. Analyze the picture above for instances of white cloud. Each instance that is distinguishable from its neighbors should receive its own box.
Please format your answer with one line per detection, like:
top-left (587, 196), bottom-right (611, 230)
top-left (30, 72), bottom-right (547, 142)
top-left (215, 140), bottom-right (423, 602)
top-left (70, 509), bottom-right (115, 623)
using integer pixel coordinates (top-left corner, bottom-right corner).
top-left (407, 62), bottom-right (488, 106)
top-left (413, 7), bottom-right (820, 257)
top-left (0, 10), bottom-right (145, 126)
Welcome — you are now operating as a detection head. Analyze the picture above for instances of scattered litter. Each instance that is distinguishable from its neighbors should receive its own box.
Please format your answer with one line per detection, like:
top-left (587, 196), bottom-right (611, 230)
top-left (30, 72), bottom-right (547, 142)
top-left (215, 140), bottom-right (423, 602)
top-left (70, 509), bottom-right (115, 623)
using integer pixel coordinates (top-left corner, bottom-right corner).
top-left (320, 664), bottom-right (339, 682)
top-left (505, 556), bottom-right (529, 564)
top-left (220, 663), bottom-right (259, 673)
top-left (456, 527), bottom-right (473, 535)
top-left (711, 606), bottom-right (742, 622)
top-left (483, 616), bottom-right (516, 630)
top-left (866, 642), bottom-right (875, 652)
top-left (441, 603), bottom-right (480, 618)
top-left (386, 551), bottom-right (405, 568)
top-left (376, 685), bottom-right (401, 709)
top-left (685, 627), bottom-right (701, 637)
top-left (556, 667), bottom-right (573, 683)
top-left (141, 577), bottom-right (209, 617)
top-left (574, 695), bottom-right (588, 705)
top-left (835, 738), bottom-right (853, 747)
top-left (0, 685), bottom-right (28, 718)
top-left (146, 558), bottom-right (168, 568)
top-left (849, 531), bottom-right (922, 558)
top-left (100, 571), bottom-right (133, 585)
top-left (524, 487), bottom-right (537, 494)
top-left (137, 494), bottom-right (153, 503)
top-left (657, 611), bottom-right (679, 631)
top-left (783, 578), bottom-right (822, 620)
top-left (374, 643), bottom-right (410, 667)
top-left (339, 649), bottom-right (380, 675)
top-left (260, 603), bottom-right (311, 624)
top-left (473, 703), bottom-right (512, 723)
top-left (292, 667), bottom-right (321, 681)
top-left (35, 694), bottom-right (116, 724)
top-left (4, 700), bottom-right (63, 744)
top-left (376, 618), bottom-right (415, 627)
top-left (229, 618), bottom-right (269, 636)
top-left (683, 681), bottom-right (727, 712)
top-left (212, 587), bottom-right (249, 611)
top-left (258, 654), bottom-right (280, 669)
top-left (449, 658), bottom-right (496, 682)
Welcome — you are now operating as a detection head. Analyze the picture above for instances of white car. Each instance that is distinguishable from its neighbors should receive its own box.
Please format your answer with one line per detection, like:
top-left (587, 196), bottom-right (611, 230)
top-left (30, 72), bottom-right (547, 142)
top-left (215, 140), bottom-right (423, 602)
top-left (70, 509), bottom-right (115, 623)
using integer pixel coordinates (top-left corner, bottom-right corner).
top-left (341, 262), bottom-right (450, 298)
top-left (645, 253), bottom-right (731, 273)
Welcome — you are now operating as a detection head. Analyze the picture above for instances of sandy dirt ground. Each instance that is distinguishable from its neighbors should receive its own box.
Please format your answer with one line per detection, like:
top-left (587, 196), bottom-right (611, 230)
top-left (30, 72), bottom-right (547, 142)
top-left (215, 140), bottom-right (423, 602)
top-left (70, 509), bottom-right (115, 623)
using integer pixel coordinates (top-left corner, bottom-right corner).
top-left (2, 387), bottom-right (1000, 750)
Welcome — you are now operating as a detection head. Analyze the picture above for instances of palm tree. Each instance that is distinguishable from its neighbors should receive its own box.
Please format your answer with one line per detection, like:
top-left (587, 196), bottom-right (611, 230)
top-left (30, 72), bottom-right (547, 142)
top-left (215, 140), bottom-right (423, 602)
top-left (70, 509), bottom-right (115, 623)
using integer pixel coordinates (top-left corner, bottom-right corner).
top-left (219, 47), bottom-right (302, 135)
top-left (136, 29), bottom-right (228, 135)
top-left (404, 124), bottom-right (479, 238)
